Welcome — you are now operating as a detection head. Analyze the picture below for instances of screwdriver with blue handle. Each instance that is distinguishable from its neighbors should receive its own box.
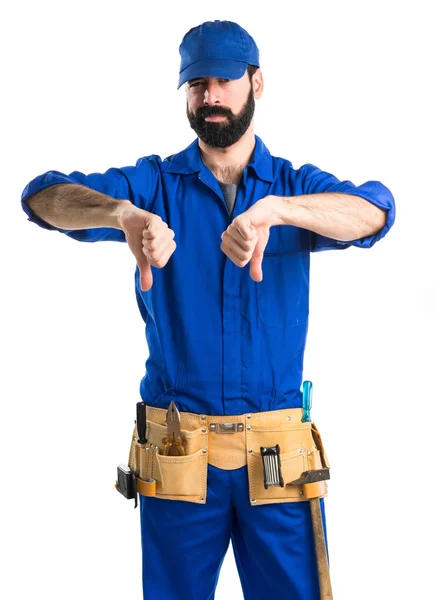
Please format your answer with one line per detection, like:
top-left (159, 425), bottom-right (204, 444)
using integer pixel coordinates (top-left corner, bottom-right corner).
top-left (294, 381), bottom-right (333, 599)
top-left (302, 380), bottom-right (313, 423)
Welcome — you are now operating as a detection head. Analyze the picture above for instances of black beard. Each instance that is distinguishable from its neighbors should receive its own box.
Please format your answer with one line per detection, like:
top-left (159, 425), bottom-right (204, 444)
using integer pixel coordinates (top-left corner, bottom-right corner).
top-left (186, 85), bottom-right (255, 148)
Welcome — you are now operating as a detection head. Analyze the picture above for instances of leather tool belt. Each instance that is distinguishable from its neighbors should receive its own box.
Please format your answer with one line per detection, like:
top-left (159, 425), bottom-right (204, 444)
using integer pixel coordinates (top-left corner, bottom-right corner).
top-left (128, 405), bottom-right (330, 506)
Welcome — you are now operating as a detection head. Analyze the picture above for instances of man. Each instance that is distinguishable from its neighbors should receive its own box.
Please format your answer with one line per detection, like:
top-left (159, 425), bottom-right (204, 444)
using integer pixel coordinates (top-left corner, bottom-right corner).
top-left (21, 19), bottom-right (395, 600)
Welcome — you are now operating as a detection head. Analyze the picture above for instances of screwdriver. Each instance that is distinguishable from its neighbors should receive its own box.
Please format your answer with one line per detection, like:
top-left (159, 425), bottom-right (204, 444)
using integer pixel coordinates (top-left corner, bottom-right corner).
top-left (137, 402), bottom-right (147, 480)
top-left (136, 402), bottom-right (147, 444)
top-left (302, 380), bottom-right (313, 423)
top-left (136, 402), bottom-right (156, 496)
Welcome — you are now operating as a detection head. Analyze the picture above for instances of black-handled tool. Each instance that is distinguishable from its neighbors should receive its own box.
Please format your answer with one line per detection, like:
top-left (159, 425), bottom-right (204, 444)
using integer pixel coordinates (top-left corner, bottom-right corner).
top-left (136, 402), bottom-right (147, 444)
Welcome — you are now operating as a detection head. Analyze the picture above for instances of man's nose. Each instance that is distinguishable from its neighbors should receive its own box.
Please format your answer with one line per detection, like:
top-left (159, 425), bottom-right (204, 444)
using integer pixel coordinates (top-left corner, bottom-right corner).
top-left (203, 81), bottom-right (221, 105)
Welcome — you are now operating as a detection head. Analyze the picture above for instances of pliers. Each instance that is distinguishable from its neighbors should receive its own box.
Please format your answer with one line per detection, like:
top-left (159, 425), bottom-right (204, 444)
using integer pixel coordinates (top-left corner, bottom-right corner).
top-left (162, 401), bottom-right (186, 456)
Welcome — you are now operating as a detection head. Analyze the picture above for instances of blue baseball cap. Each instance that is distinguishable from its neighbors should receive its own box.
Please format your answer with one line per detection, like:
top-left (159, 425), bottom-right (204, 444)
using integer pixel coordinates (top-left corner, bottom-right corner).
top-left (177, 20), bottom-right (260, 89)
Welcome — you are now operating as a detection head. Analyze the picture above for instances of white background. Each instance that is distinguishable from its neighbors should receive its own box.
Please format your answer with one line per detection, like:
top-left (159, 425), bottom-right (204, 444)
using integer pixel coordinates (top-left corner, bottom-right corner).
top-left (1, 1), bottom-right (435, 598)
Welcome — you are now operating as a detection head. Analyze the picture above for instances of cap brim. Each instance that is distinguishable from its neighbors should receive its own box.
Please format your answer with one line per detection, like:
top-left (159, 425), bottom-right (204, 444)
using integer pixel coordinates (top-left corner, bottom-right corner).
top-left (177, 59), bottom-right (248, 89)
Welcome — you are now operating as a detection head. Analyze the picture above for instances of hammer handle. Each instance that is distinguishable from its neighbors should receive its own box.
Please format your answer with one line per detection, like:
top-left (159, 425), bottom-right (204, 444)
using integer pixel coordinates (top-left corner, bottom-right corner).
top-left (310, 497), bottom-right (333, 600)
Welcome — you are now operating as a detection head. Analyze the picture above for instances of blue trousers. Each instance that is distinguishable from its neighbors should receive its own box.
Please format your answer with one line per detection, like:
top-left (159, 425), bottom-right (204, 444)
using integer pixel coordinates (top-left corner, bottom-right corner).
top-left (139, 463), bottom-right (328, 599)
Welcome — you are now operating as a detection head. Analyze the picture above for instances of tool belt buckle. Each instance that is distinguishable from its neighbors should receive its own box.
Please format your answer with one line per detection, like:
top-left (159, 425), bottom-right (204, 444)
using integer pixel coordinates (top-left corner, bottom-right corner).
top-left (209, 422), bottom-right (244, 433)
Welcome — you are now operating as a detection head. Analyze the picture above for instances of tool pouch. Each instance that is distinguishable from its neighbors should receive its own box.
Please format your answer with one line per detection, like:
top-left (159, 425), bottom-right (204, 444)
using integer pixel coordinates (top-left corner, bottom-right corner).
top-left (128, 418), bottom-right (209, 504)
top-left (246, 414), bottom-right (330, 506)
top-left (126, 405), bottom-right (329, 506)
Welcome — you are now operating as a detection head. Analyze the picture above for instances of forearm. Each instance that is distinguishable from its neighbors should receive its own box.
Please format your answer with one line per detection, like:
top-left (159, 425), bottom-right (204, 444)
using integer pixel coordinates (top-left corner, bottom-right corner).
top-left (25, 183), bottom-right (132, 230)
top-left (272, 193), bottom-right (387, 242)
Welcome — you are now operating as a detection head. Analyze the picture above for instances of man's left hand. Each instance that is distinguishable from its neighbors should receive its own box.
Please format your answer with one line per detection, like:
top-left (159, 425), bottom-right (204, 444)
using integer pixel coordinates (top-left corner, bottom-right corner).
top-left (220, 196), bottom-right (281, 282)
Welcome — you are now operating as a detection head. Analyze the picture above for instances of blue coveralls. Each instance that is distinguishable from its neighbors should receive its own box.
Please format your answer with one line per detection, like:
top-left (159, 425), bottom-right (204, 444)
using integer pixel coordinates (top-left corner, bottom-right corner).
top-left (21, 135), bottom-right (396, 599)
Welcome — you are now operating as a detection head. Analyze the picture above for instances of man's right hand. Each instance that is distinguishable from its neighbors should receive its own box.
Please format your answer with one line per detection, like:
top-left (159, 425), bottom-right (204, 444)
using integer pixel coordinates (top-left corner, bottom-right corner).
top-left (117, 203), bottom-right (176, 292)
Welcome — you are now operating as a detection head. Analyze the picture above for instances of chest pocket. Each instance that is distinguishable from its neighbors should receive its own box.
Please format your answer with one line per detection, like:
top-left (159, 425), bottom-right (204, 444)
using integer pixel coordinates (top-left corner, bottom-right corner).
top-left (257, 226), bottom-right (311, 328)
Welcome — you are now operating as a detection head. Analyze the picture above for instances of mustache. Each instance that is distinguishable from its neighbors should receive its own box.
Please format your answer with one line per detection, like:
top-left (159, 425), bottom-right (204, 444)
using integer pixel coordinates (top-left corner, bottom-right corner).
top-left (196, 106), bottom-right (233, 119)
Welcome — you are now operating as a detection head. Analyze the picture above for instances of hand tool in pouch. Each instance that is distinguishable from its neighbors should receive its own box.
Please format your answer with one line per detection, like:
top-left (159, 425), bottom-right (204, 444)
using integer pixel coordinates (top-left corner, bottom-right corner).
top-left (261, 444), bottom-right (284, 488)
top-left (290, 468), bottom-right (332, 599)
top-left (302, 380), bottom-right (313, 423)
top-left (137, 401), bottom-right (156, 497)
top-left (292, 379), bottom-right (333, 600)
top-left (162, 401), bottom-right (186, 456)
top-left (115, 402), bottom-right (158, 505)
top-left (115, 401), bottom-right (147, 508)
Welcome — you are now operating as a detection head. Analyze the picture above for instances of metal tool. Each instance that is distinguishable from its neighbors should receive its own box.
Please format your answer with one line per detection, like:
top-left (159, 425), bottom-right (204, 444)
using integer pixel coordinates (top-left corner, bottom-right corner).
top-left (290, 468), bottom-right (333, 599)
top-left (162, 401), bottom-right (186, 456)
top-left (260, 444), bottom-right (284, 488)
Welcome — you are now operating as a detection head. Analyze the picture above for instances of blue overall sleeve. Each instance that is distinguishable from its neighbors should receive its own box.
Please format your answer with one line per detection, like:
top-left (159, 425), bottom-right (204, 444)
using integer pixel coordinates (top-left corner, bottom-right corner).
top-left (297, 163), bottom-right (396, 251)
top-left (21, 156), bottom-right (159, 242)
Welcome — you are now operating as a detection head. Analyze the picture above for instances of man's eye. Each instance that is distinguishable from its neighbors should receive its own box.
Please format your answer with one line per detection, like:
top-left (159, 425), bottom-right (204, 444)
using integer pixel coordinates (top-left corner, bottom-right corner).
top-left (190, 79), bottom-right (229, 87)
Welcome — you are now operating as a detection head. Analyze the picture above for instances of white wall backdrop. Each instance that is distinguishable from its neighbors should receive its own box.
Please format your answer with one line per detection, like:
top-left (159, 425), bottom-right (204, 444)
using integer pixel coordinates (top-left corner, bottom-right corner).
top-left (1, 1), bottom-right (434, 599)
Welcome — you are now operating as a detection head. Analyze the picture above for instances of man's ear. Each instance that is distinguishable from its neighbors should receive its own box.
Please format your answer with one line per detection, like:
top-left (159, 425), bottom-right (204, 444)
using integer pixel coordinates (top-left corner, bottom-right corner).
top-left (252, 68), bottom-right (264, 99)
